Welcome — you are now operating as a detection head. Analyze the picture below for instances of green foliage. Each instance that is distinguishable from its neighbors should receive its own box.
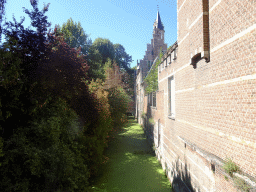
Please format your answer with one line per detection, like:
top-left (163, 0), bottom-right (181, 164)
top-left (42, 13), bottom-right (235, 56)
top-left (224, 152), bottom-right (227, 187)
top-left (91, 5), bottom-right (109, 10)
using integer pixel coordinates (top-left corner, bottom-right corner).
top-left (86, 78), bottom-right (113, 178)
top-left (149, 118), bottom-right (155, 125)
top-left (87, 38), bottom-right (133, 82)
top-left (56, 17), bottom-right (89, 56)
top-left (223, 158), bottom-right (240, 177)
top-left (92, 38), bottom-right (115, 65)
top-left (114, 43), bottom-right (132, 71)
top-left (108, 86), bottom-right (131, 128)
top-left (223, 158), bottom-right (251, 191)
top-left (87, 47), bottom-right (105, 80)
top-left (144, 47), bottom-right (164, 94)
top-left (233, 176), bottom-right (251, 192)
top-left (0, 1), bottom-right (135, 191)
top-left (86, 38), bottom-right (115, 80)
top-left (0, 98), bottom-right (90, 191)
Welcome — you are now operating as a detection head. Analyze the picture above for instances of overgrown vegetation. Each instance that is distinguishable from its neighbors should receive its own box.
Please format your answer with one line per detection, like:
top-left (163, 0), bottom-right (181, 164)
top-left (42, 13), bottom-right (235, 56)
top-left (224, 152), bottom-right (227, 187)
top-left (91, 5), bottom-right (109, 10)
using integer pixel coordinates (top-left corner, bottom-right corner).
top-left (0, 0), bottom-right (134, 191)
top-left (223, 158), bottom-right (251, 192)
top-left (149, 118), bottom-right (155, 125)
top-left (233, 176), bottom-right (251, 192)
top-left (144, 47), bottom-right (164, 94)
top-left (223, 158), bottom-right (240, 177)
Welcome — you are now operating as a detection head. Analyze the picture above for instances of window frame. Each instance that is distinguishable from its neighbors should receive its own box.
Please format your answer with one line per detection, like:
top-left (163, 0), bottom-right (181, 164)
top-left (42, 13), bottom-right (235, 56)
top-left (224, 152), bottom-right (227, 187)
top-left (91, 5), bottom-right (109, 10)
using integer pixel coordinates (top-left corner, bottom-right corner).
top-left (173, 49), bottom-right (177, 60)
top-left (168, 54), bottom-right (171, 65)
top-left (152, 91), bottom-right (156, 107)
top-left (168, 76), bottom-right (175, 119)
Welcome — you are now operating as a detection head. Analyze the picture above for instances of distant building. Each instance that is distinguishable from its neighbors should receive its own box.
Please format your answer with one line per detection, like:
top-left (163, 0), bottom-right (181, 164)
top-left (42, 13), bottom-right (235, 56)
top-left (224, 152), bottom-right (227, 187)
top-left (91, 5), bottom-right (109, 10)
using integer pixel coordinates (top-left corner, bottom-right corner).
top-left (135, 10), bottom-right (167, 124)
top-left (136, 0), bottom-right (256, 191)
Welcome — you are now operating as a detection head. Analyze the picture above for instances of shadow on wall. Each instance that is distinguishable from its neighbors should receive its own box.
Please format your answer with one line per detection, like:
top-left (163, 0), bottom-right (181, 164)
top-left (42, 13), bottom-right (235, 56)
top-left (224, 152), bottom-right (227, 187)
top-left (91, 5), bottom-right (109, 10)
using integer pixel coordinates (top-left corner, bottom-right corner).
top-left (169, 157), bottom-right (198, 192)
top-left (143, 126), bottom-right (198, 192)
top-left (142, 104), bottom-right (198, 191)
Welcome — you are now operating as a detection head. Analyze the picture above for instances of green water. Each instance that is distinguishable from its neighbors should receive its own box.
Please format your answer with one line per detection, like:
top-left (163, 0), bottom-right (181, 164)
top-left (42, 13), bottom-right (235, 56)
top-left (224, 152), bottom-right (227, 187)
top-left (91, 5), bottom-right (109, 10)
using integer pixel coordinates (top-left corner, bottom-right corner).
top-left (89, 119), bottom-right (173, 192)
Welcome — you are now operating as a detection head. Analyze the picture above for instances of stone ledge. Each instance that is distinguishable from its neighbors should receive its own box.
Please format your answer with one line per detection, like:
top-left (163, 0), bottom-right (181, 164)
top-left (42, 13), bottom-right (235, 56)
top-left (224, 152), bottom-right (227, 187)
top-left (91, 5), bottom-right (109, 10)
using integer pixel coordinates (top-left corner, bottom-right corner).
top-left (178, 136), bottom-right (256, 191)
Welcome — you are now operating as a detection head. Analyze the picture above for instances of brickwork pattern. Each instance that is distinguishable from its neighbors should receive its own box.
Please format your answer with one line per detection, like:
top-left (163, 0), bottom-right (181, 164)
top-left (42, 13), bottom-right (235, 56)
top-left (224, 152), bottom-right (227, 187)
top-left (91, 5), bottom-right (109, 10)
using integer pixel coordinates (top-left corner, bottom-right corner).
top-left (149, 0), bottom-right (256, 191)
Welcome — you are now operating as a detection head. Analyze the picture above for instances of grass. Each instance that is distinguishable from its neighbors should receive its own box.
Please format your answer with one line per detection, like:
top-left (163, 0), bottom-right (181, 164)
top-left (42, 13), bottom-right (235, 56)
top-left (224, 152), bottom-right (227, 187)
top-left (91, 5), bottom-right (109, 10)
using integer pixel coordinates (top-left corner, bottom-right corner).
top-left (89, 119), bottom-right (173, 191)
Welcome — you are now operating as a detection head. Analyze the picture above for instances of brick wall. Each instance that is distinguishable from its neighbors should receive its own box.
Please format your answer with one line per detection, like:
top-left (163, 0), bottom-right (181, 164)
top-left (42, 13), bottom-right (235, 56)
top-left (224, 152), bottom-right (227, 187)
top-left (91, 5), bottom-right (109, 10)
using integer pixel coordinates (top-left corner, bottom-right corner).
top-left (151, 0), bottom-right (256, 191)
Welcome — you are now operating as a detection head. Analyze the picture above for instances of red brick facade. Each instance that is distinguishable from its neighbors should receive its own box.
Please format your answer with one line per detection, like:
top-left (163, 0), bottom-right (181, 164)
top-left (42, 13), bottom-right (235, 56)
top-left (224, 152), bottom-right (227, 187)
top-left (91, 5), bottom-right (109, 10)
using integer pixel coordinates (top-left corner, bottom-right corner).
top-left (136, 0), bottom-right (256, 191)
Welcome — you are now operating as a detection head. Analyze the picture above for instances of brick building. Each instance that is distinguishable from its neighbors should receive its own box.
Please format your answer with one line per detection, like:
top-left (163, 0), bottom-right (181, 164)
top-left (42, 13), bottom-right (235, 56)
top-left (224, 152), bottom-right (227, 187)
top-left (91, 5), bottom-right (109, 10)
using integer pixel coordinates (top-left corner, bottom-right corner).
top-left (135, 10), bottom-right (167, 124)
top-left (136, 0), bottom-right (256, 191)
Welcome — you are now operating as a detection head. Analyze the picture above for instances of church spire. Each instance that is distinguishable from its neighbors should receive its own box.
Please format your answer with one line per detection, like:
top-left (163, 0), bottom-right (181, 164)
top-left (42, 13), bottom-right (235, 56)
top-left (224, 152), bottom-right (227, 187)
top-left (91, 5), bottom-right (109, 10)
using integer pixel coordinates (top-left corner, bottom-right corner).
top-left (154, 7), bottom-right (164, 30)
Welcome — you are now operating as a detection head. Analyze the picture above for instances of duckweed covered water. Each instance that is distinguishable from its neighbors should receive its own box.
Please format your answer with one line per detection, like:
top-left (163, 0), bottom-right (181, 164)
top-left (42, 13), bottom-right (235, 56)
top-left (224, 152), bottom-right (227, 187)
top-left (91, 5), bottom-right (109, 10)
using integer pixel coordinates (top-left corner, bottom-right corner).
top-left (89, 119), bottom-right (173, 192)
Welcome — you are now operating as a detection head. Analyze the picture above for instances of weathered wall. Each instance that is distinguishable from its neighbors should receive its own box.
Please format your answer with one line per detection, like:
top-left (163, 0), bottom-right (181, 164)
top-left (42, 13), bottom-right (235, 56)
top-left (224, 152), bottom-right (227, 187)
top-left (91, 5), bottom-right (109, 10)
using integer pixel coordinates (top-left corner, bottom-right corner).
top-left (148, 0), bottom-right (256, 191)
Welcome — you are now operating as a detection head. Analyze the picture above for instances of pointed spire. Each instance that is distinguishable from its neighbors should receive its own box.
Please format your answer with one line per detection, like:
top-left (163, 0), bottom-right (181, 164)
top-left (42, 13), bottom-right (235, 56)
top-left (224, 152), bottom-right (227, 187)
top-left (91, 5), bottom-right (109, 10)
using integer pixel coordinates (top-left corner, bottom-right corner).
top-left (156, 10), bottom-right (164, 30)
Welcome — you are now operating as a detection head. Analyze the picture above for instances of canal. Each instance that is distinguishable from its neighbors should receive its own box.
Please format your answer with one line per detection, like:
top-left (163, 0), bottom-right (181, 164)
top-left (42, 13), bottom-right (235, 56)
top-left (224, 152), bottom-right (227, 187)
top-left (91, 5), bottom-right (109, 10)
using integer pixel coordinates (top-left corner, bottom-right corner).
top-left (89, 118), bottom-right (173, 192)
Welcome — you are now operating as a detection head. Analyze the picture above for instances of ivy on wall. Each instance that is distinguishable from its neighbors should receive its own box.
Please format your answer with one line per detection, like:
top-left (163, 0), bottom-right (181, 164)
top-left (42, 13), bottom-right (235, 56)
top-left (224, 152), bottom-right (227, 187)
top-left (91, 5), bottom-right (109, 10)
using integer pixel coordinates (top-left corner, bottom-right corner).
top-left (144, 47), bottom-right (164, 94)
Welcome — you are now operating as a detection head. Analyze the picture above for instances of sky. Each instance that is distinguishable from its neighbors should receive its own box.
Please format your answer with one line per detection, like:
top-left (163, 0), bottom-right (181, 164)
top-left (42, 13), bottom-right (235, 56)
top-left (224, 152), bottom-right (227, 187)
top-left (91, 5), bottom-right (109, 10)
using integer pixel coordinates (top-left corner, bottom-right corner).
top-left (2, 0), bottom-right (177, 68)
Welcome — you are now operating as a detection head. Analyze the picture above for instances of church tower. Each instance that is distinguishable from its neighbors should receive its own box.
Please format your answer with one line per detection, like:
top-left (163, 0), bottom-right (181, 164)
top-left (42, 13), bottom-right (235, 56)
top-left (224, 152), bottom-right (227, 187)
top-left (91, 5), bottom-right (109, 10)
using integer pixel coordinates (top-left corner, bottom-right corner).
top-left (151, 10), bottom-right (167, 60)
top-left (138, 9), bottom-right (167, 79)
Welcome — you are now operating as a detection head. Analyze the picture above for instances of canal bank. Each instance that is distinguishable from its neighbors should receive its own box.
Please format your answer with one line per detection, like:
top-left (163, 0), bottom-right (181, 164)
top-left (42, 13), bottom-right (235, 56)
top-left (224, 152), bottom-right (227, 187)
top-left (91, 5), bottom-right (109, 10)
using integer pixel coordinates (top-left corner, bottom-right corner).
top-left (89, 118), bottom-right (173, 192)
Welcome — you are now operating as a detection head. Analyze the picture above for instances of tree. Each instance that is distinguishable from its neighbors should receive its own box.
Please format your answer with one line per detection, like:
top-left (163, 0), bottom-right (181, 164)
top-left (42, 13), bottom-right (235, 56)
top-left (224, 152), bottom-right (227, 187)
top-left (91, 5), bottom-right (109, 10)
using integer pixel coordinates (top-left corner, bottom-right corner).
top-left (35, 28), bottom-right (99, 129)
top-left (114, 43), bottom-right (132, 71)
top-left (56, 17), bottom-right (89, 57)
top-left (0, 0), bottom-right (52, 140)
top-left (2, 0), bottom-right (51, 84)
top-left (87, 45), bottom-right (105, 80)
top-left (91, 38), bottom-right (115, 65)
top-left (0, 1), bottom-right (96, 190)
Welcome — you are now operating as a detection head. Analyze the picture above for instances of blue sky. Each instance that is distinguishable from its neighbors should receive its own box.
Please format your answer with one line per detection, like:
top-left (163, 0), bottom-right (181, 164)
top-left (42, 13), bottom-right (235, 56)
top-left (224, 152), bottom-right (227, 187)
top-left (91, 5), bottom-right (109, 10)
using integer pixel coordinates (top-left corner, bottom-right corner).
top-left (2, 0), bottom-right (177, 68)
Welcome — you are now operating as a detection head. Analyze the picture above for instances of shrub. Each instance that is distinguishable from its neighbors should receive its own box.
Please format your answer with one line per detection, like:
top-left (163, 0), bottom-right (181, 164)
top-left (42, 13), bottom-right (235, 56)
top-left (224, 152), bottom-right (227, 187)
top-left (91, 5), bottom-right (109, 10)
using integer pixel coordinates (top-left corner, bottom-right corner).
top-left (0, 98), bottom-right (90, 191)
top-left (223, 158), bottom-right (240, 177)
top-left (107, 86), bottom-right (131, 129)
top-left (86, 78), bottom-right (113, 178)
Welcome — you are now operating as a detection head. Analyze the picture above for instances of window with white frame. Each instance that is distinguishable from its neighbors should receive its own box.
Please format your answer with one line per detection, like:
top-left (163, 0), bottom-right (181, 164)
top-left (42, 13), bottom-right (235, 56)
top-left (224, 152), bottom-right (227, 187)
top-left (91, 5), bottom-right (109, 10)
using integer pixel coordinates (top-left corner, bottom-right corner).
top-left (168, 76), bottom-right (175, 118)
top-left (148, 92), bottom-right (156, 107)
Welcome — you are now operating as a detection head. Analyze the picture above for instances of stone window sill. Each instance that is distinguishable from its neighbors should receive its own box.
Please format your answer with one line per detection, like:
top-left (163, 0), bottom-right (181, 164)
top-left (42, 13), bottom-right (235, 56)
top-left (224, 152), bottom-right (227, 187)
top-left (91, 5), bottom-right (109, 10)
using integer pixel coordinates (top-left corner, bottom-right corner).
top-left (168, 116), bottom-right (175, 120)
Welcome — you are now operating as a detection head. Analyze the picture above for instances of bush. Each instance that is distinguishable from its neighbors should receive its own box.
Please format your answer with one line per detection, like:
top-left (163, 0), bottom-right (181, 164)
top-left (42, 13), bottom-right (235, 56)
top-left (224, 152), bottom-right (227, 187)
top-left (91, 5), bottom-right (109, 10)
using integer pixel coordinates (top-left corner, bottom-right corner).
top-left (0, 98), bottom-right (90, 191)
top-left (87, 79), bottom-right (113, 178)
top-left (107, 86), bottom-right (131, 129)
